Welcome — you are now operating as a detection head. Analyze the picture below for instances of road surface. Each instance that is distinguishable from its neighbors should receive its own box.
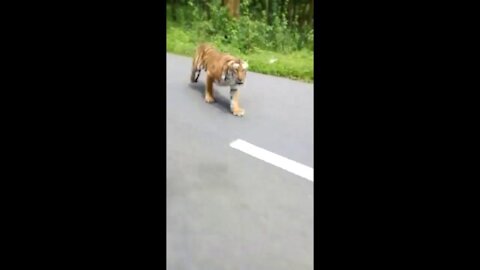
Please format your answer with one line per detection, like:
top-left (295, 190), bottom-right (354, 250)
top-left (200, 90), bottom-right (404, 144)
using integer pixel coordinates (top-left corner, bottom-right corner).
top-left (167, 53), bottom-right (313, 270)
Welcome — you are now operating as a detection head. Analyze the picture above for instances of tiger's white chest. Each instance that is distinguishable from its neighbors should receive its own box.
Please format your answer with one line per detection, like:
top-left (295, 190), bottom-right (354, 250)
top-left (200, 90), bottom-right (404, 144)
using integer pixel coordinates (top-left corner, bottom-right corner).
top-left (215, 72), bottom-right (236, 87)
top-left (216, 79), bottom-right (234, 87)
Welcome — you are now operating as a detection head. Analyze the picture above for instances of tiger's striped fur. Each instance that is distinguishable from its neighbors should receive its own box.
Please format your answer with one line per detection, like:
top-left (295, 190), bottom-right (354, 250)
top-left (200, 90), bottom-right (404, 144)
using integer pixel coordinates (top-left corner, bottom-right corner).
top-left (190, 43), bottom-right (249, 116)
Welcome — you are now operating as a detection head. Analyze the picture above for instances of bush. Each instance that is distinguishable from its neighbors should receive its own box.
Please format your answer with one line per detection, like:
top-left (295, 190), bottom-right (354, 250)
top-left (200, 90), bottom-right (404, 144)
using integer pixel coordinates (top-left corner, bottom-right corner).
top-left (166, 0), bottom-right (313, 82)
top-left (167, 1), bottom-right (313, 55)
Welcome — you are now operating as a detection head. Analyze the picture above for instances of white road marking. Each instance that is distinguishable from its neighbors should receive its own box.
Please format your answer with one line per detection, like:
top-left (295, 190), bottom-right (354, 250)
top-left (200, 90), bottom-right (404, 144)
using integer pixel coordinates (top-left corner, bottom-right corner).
top-left (229, 139), bottom-right (313, 181)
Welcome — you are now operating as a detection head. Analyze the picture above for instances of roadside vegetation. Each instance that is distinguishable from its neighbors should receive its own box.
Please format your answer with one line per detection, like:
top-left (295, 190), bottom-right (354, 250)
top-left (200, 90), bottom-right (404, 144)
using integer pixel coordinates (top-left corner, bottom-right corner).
top-left (166, 0), bottom-right (314, 82)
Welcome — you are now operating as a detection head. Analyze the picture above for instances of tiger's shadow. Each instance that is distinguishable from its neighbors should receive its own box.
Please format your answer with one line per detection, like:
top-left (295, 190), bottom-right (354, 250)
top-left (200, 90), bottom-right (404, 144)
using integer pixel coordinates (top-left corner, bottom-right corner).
top-left (188, 81), bottom-right (231, 114)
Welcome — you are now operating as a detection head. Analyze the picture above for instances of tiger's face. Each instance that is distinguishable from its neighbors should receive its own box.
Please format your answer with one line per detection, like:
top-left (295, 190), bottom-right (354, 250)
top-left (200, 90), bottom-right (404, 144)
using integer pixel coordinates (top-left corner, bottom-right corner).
top-left (230, 61), bottom-right (248, 85)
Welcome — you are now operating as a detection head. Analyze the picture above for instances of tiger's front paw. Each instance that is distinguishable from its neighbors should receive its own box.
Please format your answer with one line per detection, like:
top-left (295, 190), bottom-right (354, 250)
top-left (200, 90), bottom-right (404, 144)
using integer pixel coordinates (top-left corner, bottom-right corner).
top-left (232, 108), bottom-right (245, 117)
top-left (204, 95), bottom-right (216, 103)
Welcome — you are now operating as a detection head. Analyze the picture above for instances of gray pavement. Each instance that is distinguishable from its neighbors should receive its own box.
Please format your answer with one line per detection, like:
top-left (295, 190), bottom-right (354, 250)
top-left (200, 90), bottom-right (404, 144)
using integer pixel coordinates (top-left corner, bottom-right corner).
top-left (167, 53), bottom-right (313, 270)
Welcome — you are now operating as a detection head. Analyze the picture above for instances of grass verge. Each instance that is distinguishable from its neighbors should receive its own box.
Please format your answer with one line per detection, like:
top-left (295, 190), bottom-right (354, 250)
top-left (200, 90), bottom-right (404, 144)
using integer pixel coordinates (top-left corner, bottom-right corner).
top-left (167, 24), bottom-right (313, 83)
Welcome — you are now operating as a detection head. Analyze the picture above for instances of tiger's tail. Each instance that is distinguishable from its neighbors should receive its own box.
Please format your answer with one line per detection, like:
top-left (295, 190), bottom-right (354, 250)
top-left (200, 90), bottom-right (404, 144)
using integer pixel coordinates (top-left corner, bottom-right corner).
top-left (190, 56), bottom-right (201, 83)
top-left (190, 44), bottom-right (206, 83)
top-left (191, 43), bottom-right (215, 83)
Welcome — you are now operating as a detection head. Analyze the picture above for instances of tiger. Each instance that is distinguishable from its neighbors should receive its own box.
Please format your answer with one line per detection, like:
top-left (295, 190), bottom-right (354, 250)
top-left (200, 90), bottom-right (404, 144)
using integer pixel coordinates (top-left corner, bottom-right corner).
top-left (190, 43), bottom-right (249, 117)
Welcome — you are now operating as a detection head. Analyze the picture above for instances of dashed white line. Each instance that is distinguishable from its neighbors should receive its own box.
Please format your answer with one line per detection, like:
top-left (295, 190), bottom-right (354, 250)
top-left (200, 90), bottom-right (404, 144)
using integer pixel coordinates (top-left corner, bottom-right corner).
top-left (229, 139), bottom-right (313, 181)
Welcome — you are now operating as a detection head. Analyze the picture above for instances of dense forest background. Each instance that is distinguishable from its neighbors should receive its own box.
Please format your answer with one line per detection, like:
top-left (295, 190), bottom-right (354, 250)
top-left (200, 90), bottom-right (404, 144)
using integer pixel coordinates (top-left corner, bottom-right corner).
top-left (167, 0), bottom-right (314, 82)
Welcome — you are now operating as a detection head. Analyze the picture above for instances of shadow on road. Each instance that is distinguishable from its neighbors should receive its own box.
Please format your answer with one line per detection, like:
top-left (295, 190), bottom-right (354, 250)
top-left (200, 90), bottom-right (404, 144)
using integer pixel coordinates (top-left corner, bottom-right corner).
top-left (188, 82), bottom-right (231, 114)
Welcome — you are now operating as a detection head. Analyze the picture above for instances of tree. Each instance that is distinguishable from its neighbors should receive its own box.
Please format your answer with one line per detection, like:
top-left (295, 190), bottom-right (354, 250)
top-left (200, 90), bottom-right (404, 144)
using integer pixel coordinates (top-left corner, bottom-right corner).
top-left (223, 0), bottom-right (240, 18)
top-left (308, 0), bottom-right (313, 27)
top-left (171, 0), bottom-right (177, 21)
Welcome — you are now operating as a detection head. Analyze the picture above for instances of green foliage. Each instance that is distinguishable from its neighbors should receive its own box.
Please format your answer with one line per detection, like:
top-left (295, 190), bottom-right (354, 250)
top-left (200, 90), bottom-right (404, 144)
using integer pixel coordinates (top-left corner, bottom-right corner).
top-left (167, 25), bottom-right (313, 82)
top-left (167, 0), bottom-right (313, 54)
top-left (166, 0), bottom-right (313, 82)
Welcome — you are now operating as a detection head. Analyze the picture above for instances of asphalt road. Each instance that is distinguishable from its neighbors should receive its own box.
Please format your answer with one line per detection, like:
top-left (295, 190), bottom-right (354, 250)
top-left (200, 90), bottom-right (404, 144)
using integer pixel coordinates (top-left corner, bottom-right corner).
top-left (167, 53), bottom-right (313, 270)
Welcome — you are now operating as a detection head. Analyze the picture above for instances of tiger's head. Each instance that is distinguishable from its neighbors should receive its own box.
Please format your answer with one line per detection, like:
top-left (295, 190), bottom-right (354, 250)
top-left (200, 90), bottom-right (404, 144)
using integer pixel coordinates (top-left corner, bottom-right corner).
top-left (226, 60), bottom-right (248, 85)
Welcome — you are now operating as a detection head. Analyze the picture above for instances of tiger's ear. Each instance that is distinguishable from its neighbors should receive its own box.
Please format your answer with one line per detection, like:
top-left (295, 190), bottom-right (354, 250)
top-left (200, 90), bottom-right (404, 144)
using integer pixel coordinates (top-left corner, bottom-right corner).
top-left (232, 63), bottom-right (240, 69)
top-left (242, 62), bottom-right (249, 69)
